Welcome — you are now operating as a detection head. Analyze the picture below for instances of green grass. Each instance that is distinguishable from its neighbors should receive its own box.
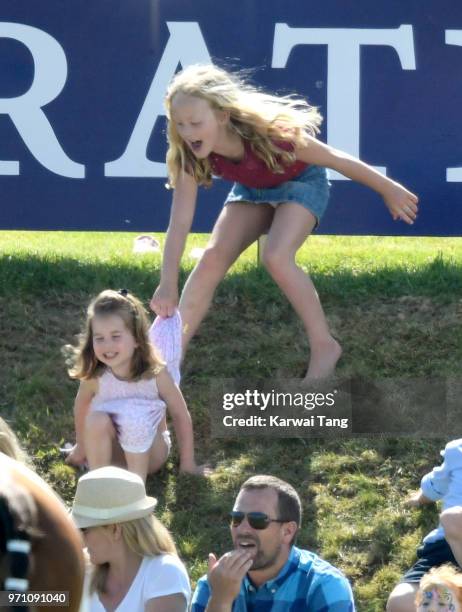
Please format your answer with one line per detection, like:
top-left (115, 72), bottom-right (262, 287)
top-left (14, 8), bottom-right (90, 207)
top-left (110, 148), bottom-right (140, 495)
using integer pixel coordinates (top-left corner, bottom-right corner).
top-left (2, 231), bottom-right (462, 611)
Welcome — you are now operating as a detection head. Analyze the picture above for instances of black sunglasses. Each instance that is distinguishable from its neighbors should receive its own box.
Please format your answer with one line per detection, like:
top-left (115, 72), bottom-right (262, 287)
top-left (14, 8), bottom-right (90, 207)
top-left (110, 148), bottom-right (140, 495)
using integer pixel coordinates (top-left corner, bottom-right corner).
top-left (229, 511), bottom-right (287, 530)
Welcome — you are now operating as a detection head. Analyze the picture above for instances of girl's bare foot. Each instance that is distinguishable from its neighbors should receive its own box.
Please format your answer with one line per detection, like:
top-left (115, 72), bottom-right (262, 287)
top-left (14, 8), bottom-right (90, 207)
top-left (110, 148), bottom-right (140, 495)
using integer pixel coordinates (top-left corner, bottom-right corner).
top-left (304, 337), bottom-right (342, 381)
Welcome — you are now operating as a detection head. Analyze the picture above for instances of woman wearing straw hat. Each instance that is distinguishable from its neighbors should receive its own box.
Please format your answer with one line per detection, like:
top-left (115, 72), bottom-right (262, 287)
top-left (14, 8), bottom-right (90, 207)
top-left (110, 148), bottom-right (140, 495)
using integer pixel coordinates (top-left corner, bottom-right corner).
top-left (71, 466), bottom-right (190, 611)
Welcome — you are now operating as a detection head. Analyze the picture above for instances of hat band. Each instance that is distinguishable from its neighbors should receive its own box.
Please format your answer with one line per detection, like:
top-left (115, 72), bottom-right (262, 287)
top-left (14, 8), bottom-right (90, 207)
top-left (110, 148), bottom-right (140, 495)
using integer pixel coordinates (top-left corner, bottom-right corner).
top-left (73, 499), bottom-right (151, 520)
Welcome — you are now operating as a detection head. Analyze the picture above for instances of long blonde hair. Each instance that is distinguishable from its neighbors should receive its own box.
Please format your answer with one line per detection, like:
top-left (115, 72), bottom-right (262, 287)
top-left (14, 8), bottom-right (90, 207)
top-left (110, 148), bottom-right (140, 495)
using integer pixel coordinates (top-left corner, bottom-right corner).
top-left (67, 290), bottom-right (164, 381)
top-left (165, 64), bottom-right (322, 188)
top-left (91, 515), bottom-right (178, 594)
top-left (0, 417), bottom-right (29, 464)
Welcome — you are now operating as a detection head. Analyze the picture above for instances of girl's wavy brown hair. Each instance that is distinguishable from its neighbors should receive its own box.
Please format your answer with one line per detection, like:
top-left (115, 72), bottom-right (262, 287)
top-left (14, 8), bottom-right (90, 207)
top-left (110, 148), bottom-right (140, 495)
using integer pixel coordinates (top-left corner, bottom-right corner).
top-left (67, 290), bottom-right (164, 381)
top-left (165, 64), bottom-right (322, 189)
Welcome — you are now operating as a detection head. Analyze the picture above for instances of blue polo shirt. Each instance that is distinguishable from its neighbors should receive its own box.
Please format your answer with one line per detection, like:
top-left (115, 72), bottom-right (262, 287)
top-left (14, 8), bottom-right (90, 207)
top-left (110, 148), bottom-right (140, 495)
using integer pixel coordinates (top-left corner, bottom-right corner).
top-left (191, 546), bottom-right (355, 611)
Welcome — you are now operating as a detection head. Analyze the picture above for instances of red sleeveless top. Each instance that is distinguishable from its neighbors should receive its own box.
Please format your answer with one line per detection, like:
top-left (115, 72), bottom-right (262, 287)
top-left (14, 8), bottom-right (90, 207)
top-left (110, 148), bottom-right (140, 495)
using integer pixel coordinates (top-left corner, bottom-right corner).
top-left (209, 139), bottom-right (308, 188)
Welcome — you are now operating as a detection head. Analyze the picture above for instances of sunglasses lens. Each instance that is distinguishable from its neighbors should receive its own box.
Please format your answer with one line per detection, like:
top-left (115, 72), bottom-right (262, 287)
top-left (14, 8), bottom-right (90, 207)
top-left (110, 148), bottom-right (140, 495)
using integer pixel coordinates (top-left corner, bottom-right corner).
top-left (247, 513), bottom-right (270, 530)
top-left (230, 512), bottom-right (271, 530)
top-left (229, 512), bottom-right (245, 527)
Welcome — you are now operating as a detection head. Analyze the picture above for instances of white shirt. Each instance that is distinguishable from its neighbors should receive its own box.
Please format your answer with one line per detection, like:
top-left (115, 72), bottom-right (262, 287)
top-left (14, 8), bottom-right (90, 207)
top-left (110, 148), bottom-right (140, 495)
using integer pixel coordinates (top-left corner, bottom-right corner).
top-left (421, 439), bottom-right (462, 543)
top-left (88, 554), bottom-right (190, 612)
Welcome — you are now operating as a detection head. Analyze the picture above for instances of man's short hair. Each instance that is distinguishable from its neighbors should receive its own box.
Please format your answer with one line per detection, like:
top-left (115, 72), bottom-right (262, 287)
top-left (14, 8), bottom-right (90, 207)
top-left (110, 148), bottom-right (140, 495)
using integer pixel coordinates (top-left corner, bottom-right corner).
top-left (240, 475), bottom-right (302, 528)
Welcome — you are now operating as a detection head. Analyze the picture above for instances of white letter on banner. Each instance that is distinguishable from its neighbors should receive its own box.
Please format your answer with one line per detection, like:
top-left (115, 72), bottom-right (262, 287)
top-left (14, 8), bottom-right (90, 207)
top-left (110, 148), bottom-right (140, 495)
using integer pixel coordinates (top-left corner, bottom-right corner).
top-left (446, 30), bottom-right (462, 182)
top-left (0, 22), bottom-right (84, 177)
top-left (272, 25), bottom-right (416, 180)
top-left (105, 22), bottom-right (211, 177)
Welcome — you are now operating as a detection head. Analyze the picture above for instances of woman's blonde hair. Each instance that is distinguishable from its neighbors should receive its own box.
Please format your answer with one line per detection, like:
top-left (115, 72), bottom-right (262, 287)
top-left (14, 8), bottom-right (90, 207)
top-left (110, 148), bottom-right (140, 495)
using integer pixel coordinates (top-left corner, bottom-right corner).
top-left (90, 515), bottom-right (178, 594)
top-left (416, 564), bottom-right (462, 607)
top-left (0, 417), bottom-right (29, 464)
top-left (165, 64), bottom-right (322, 188)
top-left (67, 290), bottom-right (164, 381)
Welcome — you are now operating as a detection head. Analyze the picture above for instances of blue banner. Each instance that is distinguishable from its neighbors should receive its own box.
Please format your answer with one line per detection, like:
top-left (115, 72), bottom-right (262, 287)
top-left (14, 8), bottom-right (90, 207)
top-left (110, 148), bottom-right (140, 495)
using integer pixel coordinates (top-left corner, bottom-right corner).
top-left (0, 1), bottom-right (461, 235)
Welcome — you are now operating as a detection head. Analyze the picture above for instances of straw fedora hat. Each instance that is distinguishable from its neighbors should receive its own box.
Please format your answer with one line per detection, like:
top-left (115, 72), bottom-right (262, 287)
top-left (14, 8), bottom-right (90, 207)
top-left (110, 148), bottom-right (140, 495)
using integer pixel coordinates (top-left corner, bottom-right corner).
top-left (71, 467), bottom-right (157, 529)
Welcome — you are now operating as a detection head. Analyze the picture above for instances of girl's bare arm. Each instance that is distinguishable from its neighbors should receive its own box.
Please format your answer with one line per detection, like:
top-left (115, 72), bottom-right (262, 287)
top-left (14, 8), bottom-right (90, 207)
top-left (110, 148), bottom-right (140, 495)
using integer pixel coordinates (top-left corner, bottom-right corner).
top-left (405, 488), bottom-right (434, 508)
top-left (151, 171), bottom-right (198, 317)
top-left (156, 368), bottom-right (203, 474)
top-left (295, 136), bottom-right (419, 225)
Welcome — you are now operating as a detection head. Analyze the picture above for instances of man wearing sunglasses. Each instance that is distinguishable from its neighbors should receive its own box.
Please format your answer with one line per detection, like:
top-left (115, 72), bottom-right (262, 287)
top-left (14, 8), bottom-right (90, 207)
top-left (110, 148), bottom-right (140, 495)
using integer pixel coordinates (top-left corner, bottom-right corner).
top-left (191, 474), bottom-right (355, 611)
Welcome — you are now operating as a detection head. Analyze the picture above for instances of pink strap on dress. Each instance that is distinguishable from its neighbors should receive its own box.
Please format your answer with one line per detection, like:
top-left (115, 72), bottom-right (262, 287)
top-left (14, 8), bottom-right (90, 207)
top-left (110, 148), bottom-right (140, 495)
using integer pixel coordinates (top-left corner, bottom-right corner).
top-left (149, 309), bottom-right (182, 385)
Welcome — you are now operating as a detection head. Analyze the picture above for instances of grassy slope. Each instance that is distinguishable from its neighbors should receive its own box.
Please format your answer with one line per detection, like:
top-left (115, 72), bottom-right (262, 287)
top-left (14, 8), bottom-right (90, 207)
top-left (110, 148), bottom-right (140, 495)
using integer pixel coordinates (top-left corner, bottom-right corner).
top-left (1, 231), bottom-right (462, 611)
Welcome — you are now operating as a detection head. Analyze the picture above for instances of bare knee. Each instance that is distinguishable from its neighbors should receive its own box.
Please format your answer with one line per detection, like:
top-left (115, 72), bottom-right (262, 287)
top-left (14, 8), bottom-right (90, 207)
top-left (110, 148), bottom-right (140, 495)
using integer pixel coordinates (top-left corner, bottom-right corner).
top-left (261, 245), bottom-right (292, 279)
top-left (196, 245), bottom-right (231, 280)
top-left (85, 412), bottom-right (115, 439)
top-left (441, 506), bottom-right (462, 540)
top-left (386, 582), bottom-right (418, 612)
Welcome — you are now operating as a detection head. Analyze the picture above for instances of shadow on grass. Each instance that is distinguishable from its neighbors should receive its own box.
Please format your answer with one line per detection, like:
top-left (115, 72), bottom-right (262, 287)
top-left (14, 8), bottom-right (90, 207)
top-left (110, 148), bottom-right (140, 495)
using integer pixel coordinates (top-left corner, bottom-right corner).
top-left (1, 251), bottom-right (462, 301)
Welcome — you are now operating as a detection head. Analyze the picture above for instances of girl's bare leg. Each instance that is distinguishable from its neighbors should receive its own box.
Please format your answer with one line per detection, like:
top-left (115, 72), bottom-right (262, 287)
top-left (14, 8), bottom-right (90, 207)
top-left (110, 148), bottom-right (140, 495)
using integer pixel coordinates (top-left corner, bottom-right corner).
top-left (262, 203), bottom-right (341, 380)
top-left (180, 203), bottom-right (273, 353)
top-left (84, 412), bottom-right (116, 469)
top-left (441, 507), bottom-right (462, 566)
top-left (125, 450), bottom-right (150, 482)
top-left (148, 418), bottom-right (170, 474)
top-left (84, 416), bottom-right (167, 481)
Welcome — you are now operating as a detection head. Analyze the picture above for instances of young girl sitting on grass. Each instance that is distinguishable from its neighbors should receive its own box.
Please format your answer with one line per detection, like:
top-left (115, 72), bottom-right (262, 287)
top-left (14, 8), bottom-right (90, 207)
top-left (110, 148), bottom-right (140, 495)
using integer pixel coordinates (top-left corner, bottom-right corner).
top-left (151, 64), bottom-right (419, 380)
top-left (66, 289), bottom-right (207, 481)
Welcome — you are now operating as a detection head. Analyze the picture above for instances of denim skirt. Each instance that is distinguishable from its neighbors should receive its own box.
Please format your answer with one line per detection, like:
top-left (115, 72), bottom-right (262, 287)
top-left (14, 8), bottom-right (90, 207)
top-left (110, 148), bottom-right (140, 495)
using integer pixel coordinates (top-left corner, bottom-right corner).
top-left (224, 164), bottom-right (330, 226)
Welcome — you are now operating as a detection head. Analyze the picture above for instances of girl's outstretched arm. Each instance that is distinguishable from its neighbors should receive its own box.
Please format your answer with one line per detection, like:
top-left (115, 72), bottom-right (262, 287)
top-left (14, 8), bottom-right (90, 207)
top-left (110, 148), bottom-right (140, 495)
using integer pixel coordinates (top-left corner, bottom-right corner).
top-left (66, 379), bottom-right (97, 466)
top-left (151, 171), bottom-right (198, 317)
top-left (295, 136), bottom-right (419, 225)
top-left (156, 367), bottom-right (210, 475)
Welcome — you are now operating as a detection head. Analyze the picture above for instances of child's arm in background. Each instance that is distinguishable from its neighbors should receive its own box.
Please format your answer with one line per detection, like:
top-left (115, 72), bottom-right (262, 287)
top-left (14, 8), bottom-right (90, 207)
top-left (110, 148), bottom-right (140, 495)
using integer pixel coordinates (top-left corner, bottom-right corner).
top-left (406, 442), bottom-right (457, 507)
top-left (405, 488), bottom-right (434, 508)
top-left (66, 379), bottom-right (97, 466)
top-left (420, 441), bottom-right (457, 501)
top-left (295, 136), bottom-right (419, 225)
top-left (156, 368), bottom-right (210, 475)
top-left (151, 171), bottom-right (198, 317)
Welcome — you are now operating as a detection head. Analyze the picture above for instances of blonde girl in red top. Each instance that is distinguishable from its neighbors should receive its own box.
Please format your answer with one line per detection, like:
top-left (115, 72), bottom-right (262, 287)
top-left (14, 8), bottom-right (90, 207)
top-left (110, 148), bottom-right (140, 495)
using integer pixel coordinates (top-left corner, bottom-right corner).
top-left (151, 64), bottom-right (418, 380)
